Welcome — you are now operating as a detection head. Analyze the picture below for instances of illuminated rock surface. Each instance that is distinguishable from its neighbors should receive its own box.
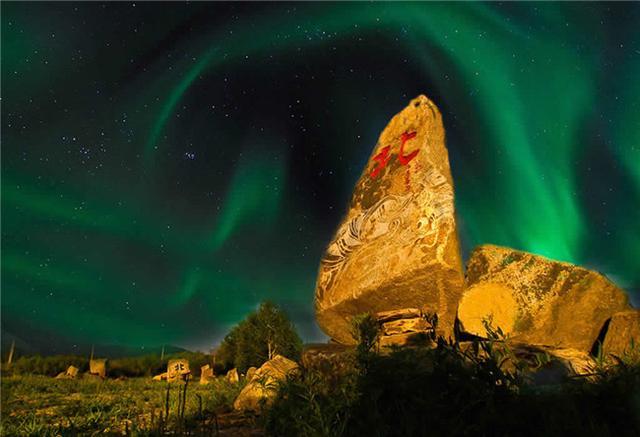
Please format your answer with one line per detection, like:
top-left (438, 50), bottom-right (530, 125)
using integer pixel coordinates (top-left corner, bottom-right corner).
top-left (89, 358), bottom-right (107, 379)
top-left (233, 355), bottom-right (299, 411)
top-left (601, 309), bottom-right (640, 358)
top-left (458, 245), bottom-right (630, 351)
top-left (315, 95), bottom-right (464, 344)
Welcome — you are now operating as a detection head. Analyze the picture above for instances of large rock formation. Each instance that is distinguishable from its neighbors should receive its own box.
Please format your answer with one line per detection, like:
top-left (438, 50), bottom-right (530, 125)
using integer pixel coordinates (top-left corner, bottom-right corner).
top-left (457, 245), bottom-right (630, 352)
top-left (233, 355), bottom-right (299, 411)
top-left (601, 309), bottom-right (640, 359)
top-left (315, 95), bottom-right (464, 344)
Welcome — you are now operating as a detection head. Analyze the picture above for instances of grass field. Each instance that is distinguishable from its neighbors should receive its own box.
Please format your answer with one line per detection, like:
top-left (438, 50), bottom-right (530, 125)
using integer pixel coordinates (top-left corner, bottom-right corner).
top-left (0, 374), bottom-right (257, 436)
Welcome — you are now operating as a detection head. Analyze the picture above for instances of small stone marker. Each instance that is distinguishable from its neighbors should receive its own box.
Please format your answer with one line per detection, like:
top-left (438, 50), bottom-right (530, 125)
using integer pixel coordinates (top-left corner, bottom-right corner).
top-left (167, 359), bottom-right (190, 382)
top-left (89, 358), bottom-right (107, 379)
top-left (200, 364), bottom-right (214, 385)
top-left (55, 365), bottom-right (79, 379)
top-left (226, 367), bottom-right (239, 384)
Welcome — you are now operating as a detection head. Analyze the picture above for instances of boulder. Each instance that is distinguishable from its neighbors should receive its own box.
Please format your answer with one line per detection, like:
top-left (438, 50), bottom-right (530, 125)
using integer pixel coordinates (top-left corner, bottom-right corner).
top-left (245, 367), bottom-right (257, 382)
top-left (55, 365), bottom-right (79, 379)
top-left (233, 355), bottom-right (299, 411)
top-left (315, 95), bottom-right (464, 344)
top-left (200, 364), bottom-right (215, 385)
top-left (89, 358), bottom-right (107, 379)
top-left (152, 372), bottom-right (167, 381)
top-left (457, 245), bottom-right (630, 352)
top-left (226, 367), bottom-right (239, 384)
top-left (601, 309), bottom-right (640, 359)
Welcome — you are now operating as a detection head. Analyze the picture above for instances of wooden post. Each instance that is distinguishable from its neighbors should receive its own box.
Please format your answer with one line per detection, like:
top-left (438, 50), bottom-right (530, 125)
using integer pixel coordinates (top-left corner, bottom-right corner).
top-left (7, 340), bottom-right (15, 368)
top-left (160, 345), bottom-right (165, 362)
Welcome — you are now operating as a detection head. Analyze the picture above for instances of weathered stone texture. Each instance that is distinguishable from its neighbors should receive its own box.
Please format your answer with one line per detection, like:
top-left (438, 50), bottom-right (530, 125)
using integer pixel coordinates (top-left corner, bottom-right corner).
top-left (602, 309), bottom-right (640, 358)
top-left (458, 245), bottom-right (630, 351)
top-left (315, 95), bottom-right (464, 344)
top-left (233, 355), bottom-right (299, 411)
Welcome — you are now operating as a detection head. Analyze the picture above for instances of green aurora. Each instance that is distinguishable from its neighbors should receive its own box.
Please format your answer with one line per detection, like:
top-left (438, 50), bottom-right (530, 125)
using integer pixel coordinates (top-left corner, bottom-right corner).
top-left (2, 2), bottom-right (639, 353)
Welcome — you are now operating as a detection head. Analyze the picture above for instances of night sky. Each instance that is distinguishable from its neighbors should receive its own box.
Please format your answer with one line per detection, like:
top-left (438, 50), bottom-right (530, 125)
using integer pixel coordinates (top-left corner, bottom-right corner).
top-left (2, 2), bottom-right (639, 354)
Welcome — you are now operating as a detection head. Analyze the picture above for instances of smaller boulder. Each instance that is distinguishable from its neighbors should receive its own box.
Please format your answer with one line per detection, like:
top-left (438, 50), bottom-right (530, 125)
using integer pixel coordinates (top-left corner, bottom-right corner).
top-left (55, 365), bottom-right (79, 379)
top-left (233, 355), bottom-right (299, 411)
top-left (226, 367), bottom-right (239, 384)
top-left (152, 372), bottom-right (168, 381)
top-left (89, 358), bottom-right (107, 379)
top-left (245, 366), bottom-right (257, 382)
top-left (601, 309), bottom-right (640, 360)
top-left (200, 364), bottom-right (215, 385)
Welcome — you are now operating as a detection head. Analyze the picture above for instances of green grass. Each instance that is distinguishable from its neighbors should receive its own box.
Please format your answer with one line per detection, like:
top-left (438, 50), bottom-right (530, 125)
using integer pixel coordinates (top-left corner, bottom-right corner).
top-left (1, 375), bottom-right (247, 436)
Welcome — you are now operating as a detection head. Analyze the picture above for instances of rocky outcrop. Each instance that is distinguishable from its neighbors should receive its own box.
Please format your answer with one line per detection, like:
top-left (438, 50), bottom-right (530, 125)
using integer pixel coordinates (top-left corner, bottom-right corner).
top-left (457, 245), bottom-right (630, 352)
top-left (601, 309), bottom-right (640, 359)
top-left (233, 355), bottom-right (299, 411)
top-left (315, 95), bottom-right (464, 344)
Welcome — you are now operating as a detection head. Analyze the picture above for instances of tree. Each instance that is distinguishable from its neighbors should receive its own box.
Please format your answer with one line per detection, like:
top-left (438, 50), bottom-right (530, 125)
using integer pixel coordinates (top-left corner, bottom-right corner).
top-left (216, 301), bottom-right (302, 372)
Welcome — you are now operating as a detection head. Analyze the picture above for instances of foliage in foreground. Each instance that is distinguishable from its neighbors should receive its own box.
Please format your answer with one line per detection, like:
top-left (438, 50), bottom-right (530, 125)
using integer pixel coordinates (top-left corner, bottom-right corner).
top-left (0, 375), bottom-right (245, 436)
top-left (264, 316), bottom-right (640, 437)
top-left (216, 301), bottom-right (303, 373)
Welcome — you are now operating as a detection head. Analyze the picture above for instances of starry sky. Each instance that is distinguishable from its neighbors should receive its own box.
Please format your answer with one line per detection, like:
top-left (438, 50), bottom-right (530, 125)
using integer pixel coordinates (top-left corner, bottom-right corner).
top-left (2, 2), bottom-right (639, 354)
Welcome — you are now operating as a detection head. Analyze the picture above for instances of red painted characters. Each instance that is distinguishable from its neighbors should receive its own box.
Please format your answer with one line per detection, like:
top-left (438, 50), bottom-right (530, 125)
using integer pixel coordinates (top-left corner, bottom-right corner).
top-left (369, 131), bottom-right (419, 179)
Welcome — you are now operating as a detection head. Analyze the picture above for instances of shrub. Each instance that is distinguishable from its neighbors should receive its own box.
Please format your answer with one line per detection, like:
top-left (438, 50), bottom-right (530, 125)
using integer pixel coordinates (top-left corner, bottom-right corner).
top-left (216, 301), bottom-right (302, 373)
top-left (264, 317), bottom-right (640, 436)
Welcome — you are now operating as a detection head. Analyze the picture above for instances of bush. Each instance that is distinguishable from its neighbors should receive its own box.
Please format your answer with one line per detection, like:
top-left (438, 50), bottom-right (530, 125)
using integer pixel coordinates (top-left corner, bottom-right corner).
top-left (264, 332), bottom-right (640, 436)
top-left (216, 301), bottom-right (302, 373)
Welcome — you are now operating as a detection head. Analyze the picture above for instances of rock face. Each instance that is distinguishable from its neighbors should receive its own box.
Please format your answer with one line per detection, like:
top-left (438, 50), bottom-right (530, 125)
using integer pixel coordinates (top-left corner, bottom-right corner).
top-left (315, 95), bottom-right (464, 344)
top-left (233, 355), bottom-right (299, 411)
top-left (457, 245), bottom-right (630, 352)
top-left (601, 309), bottom-right (640, 358)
